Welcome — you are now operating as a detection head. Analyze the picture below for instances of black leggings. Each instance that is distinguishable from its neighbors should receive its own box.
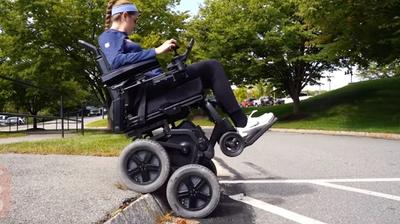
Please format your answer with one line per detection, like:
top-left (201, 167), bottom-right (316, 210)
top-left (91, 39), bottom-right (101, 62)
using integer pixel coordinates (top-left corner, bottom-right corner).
top-left (183, 60), bottom-right (247, 127)
top-left (147, 60), bottom-right (247, 127)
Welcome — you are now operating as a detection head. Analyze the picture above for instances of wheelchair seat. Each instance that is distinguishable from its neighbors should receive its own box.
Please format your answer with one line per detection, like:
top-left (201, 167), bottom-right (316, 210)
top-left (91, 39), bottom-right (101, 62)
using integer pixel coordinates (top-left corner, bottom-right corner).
top-left (77, 40), bottom-right (205, 134)
top-left (126, 77), bottom-right (204, 132)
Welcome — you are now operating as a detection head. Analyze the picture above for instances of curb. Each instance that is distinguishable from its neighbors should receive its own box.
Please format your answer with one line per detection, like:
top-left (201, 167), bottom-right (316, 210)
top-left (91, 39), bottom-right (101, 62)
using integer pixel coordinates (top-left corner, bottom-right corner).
top-left (105, 194), bottom-right (167, 224)
top-left (270, 128), bottom-right (400, 140)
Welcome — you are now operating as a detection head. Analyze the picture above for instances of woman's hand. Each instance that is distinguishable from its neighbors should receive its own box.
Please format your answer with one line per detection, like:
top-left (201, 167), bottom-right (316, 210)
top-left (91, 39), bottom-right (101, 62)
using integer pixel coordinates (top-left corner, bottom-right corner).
top-left (155, 39), bottom-right (177, 55)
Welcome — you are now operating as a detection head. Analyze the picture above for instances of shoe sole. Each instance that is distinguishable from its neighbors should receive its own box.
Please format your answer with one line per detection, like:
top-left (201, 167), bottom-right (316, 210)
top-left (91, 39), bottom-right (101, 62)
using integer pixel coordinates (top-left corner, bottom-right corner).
top-left (244, 116), bottom-right (278, 147)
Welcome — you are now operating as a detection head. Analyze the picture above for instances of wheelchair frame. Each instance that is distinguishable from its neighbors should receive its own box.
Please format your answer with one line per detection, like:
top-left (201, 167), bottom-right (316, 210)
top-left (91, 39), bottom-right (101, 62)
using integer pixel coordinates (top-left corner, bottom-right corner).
top-left (78, 39), bottom-right (277, 218)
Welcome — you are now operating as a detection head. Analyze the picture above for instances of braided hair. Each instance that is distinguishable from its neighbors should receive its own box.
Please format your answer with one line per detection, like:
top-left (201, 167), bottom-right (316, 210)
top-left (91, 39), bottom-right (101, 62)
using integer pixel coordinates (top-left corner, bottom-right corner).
top-left (104, 0), bottom-right (134, 30)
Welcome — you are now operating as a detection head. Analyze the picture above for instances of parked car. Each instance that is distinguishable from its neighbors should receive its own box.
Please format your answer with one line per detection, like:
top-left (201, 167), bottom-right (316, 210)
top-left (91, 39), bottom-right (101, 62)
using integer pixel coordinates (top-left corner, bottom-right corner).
top-left (0, 115), bottom-right (8, 126)
top-left (78, 106), bottom-right (101, 117)
top-left (5, 117), bottom-right (25, 125)
top-left (241, 98), bottom-right (256, 108)
top-left (259, 96), bottom-right (274, 106)
top-left (274, 98), bottom-right (285, 105)
top-left (253, 99), bottom-right (262, 107)
top-left (88, 107), bottom-right (101, 116)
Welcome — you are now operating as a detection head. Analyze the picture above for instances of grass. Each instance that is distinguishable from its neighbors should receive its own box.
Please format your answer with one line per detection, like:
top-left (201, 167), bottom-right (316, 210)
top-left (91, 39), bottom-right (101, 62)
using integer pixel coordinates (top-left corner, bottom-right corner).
top-left (0, 130), bottom-right (130, 156)
top-left (86, 118), bottom-right (108, 128)
top-left (246, 77), bottom-right (400, 133)
top-left (1, 78), bottom-right (398, 156)
top-left (85, 114), bottom-right (216, 128)
top-left (85, 78), bottom-right (400, 134)
top-left (0, 132), bottom-right (26, 139)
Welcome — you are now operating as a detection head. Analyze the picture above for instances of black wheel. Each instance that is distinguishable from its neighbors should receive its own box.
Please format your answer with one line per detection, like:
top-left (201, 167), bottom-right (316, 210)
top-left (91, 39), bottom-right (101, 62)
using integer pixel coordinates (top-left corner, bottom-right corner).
top-left (199, 158), bottom-right (217, 175)
top-left (166, 164), bottom-right (220, 218)
top-left (118, 139), bottom-right (170, 193)
top-left (219, 132), bottom-right (245, 157)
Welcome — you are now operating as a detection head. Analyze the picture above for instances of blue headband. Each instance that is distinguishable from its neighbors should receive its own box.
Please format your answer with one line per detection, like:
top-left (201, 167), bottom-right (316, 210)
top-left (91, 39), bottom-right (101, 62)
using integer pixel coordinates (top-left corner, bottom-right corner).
top-left (111, 4), bottom-right (138, 16)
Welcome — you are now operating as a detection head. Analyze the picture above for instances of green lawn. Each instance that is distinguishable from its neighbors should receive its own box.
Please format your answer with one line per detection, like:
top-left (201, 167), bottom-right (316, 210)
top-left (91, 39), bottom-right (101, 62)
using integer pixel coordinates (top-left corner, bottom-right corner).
top-left (85, 78), bottom-right (400, 134)
top-left (86, 118), bottom-right (108, 128)
top-left (0, 132), bottom-right (26, 139)
top-left (2, 78), bottom-right (398, 156)
top-left (247, 78), bottom-right (400, 133)
top-left (0, 130), bottom-right (130, 156)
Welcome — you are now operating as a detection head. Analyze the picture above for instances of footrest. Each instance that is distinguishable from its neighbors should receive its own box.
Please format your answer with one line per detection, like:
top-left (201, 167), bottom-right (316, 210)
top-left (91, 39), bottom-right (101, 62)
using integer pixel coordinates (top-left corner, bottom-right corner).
top-left (244, 117), bottom-right (278, 147)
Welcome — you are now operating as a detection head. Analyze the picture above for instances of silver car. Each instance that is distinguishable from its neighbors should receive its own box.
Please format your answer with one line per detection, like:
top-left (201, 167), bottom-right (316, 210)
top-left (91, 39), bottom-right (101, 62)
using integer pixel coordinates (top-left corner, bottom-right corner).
top-left (89, 107), bottom-right (101, 116)
top-left (5, 117), bottom-right (25, 125)
top-left (0, 115), bottom-right (7, 126)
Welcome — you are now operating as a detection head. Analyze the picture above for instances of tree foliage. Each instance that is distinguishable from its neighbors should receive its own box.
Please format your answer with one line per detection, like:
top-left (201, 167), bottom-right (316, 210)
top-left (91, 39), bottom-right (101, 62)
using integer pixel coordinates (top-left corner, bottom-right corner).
top-left (357, 60), bottom-right (400, 80)
top-left (299, 0), bottom-right (400, 66)
top-left (252, 81), bottom-right (273, 99)
top-left (0, 0), bottom-right (187, 119)
top-left (188, 0), bottom-right (332, 114)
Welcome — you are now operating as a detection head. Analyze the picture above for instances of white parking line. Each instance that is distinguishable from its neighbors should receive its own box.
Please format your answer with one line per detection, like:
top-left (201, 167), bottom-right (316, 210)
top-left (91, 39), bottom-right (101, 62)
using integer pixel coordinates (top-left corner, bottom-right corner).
top-left (230, 194), bottom-right (327, 224)
top-left (310, 181), bottom-right (400, 201)
top-left (220, 178), bottom-right (400, 184)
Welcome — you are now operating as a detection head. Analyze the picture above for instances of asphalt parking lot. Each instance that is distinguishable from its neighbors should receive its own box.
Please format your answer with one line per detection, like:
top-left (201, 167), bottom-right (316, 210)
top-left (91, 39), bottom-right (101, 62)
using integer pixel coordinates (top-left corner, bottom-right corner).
top-left (200, 132), bottom-right (400, 224)
top-left (0, 131), bottom-right (399, 224)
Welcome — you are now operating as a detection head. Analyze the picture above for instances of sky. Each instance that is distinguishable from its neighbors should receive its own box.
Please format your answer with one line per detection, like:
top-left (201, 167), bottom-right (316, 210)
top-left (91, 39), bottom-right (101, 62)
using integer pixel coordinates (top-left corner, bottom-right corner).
top-left (175, 0), bottom-right (204, 15)
top-left (175, 0), bottom-right (361, 91)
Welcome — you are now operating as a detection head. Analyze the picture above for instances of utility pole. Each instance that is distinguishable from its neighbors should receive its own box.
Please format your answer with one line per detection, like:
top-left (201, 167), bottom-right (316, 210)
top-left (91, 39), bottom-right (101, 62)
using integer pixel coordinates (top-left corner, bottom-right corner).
top-left (60, 96), bottom-right (64, 138)
top-left (327, 75), bottom-right (332, 91)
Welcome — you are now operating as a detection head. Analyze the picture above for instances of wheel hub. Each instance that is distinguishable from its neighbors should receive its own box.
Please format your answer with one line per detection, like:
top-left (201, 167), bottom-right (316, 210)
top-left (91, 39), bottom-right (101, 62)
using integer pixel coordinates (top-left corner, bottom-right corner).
top-left (127, 150), bottom-right (161, 185)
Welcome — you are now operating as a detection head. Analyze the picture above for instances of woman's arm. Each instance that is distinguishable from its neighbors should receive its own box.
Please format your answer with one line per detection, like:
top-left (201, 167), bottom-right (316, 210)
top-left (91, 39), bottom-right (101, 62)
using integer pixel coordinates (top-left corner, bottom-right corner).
top-left (99, 31), bottom-right (177, 70)
top-left (111, 48), bottom-right (156, 69)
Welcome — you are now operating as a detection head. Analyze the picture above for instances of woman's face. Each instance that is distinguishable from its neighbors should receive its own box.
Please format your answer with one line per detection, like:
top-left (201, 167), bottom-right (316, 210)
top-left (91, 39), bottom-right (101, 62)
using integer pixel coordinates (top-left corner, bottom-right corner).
top-left (123, 12), bottom-right (139, 34)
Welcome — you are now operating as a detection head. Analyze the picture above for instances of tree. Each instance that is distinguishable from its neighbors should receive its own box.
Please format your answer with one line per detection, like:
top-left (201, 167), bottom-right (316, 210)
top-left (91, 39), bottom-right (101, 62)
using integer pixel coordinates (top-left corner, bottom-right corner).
top-left (357, 60), bottom-right (400, 80)
top-left (189, 0), bottom-right (332, 114)
top-left (252, 80), bottom-right (273, 99)
top-left (0, 80), bottom-right (12, 112)
top-left (0, 0), bottom-right (94, 128)
top-left (299, 0), bottom-right (400, 66)
top-left (233, 87), bottom-right (247, 104)
top-left (0, 0), bottom-right (187, 128)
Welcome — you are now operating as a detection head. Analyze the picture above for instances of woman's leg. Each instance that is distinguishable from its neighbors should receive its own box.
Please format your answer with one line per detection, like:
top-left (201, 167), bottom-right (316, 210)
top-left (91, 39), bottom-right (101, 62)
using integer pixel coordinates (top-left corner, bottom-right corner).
top-left (186, 60), bottom-right (248, 127)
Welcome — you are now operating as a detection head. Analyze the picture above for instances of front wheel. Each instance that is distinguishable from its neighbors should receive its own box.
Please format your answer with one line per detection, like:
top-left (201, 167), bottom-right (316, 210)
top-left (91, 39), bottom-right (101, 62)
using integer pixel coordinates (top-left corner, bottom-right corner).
top-left (166, 164), bottom-right (220, 218)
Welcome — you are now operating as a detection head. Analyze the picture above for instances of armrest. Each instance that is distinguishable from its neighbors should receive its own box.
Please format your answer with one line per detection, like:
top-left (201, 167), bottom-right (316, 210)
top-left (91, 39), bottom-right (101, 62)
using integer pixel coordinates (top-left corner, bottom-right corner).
top-left (120, 68), bottom-right (190, 92)
top-left (101, 59), bottom-right (160, 86)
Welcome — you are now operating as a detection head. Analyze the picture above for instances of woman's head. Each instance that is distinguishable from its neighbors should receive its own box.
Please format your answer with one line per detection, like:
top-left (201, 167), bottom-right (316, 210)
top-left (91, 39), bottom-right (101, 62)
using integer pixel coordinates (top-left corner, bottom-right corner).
top-left (105, 0), bottom-right (140, 33)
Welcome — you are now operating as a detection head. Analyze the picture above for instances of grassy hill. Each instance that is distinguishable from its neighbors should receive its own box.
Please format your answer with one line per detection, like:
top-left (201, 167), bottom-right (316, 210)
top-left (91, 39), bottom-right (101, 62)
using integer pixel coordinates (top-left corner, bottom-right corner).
top-left (86, 78), bottom-right (400, 134)
top-left (248, 77), bottom-right (400, 133)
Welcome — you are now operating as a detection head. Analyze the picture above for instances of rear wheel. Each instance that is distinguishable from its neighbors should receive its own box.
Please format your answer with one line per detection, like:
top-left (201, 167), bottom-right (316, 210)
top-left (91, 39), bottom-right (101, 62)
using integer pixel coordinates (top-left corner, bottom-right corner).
top-left (118, 139), bottom-right (170, 193)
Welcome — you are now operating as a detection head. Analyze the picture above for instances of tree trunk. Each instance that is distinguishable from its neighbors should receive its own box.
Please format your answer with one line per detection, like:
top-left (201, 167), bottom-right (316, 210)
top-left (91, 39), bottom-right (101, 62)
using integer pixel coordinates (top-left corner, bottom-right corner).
top-left (33, 116), bottom-right (38, 129)
top-left (291, 94), bottom-right (301, 115)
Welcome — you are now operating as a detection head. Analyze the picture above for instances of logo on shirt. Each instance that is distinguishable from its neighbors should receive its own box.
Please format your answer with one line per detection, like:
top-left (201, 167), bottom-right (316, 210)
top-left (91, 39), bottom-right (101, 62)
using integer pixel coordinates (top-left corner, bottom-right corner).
top-left (105, 42), bottom-right (110, 48)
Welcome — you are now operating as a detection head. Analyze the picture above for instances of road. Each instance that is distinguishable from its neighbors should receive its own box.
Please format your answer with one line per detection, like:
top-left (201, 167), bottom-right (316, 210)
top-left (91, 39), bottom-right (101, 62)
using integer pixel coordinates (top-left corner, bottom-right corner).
top-left (199, 132), bottom-right (400, 224)
top-left (0, 154), bottom-right (136, 224)
top-left (0, 132), bottom-right (399, 224)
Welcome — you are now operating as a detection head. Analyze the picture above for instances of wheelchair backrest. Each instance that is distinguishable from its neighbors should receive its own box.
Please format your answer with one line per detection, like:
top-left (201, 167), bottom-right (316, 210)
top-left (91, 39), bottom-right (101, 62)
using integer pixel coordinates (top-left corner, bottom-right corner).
top-left (78, 40), bottom-right (111, 75)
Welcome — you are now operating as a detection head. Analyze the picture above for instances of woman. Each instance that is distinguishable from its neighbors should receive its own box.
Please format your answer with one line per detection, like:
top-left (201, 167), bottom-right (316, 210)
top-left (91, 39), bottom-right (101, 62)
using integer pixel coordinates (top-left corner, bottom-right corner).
top-left (98, 0), bottom-right (275, 137)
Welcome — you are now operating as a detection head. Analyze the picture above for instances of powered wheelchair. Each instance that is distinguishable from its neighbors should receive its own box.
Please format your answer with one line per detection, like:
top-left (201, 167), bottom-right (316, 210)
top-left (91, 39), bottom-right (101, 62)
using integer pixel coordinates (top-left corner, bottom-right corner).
top-left (79, 39), bottom-right (277, 218)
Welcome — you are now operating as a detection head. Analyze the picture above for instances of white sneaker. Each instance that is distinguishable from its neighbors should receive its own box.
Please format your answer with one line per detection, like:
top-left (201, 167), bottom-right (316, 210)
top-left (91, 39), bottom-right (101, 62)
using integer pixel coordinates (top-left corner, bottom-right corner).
top-left (237, 110), bottom-right (275, 137)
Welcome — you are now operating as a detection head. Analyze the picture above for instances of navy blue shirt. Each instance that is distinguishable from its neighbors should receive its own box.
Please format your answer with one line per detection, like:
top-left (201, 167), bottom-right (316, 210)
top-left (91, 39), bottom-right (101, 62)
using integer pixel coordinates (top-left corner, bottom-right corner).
top-left (98, 29), bottom-right (162, 77)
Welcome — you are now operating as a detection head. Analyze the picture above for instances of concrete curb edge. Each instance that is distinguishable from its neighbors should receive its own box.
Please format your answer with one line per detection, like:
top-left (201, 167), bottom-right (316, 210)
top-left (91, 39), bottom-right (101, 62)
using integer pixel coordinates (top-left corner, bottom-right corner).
top-left (104, 194), bottom-right (168, 224)
top-left (269, 128), bottom-right (400, 140)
